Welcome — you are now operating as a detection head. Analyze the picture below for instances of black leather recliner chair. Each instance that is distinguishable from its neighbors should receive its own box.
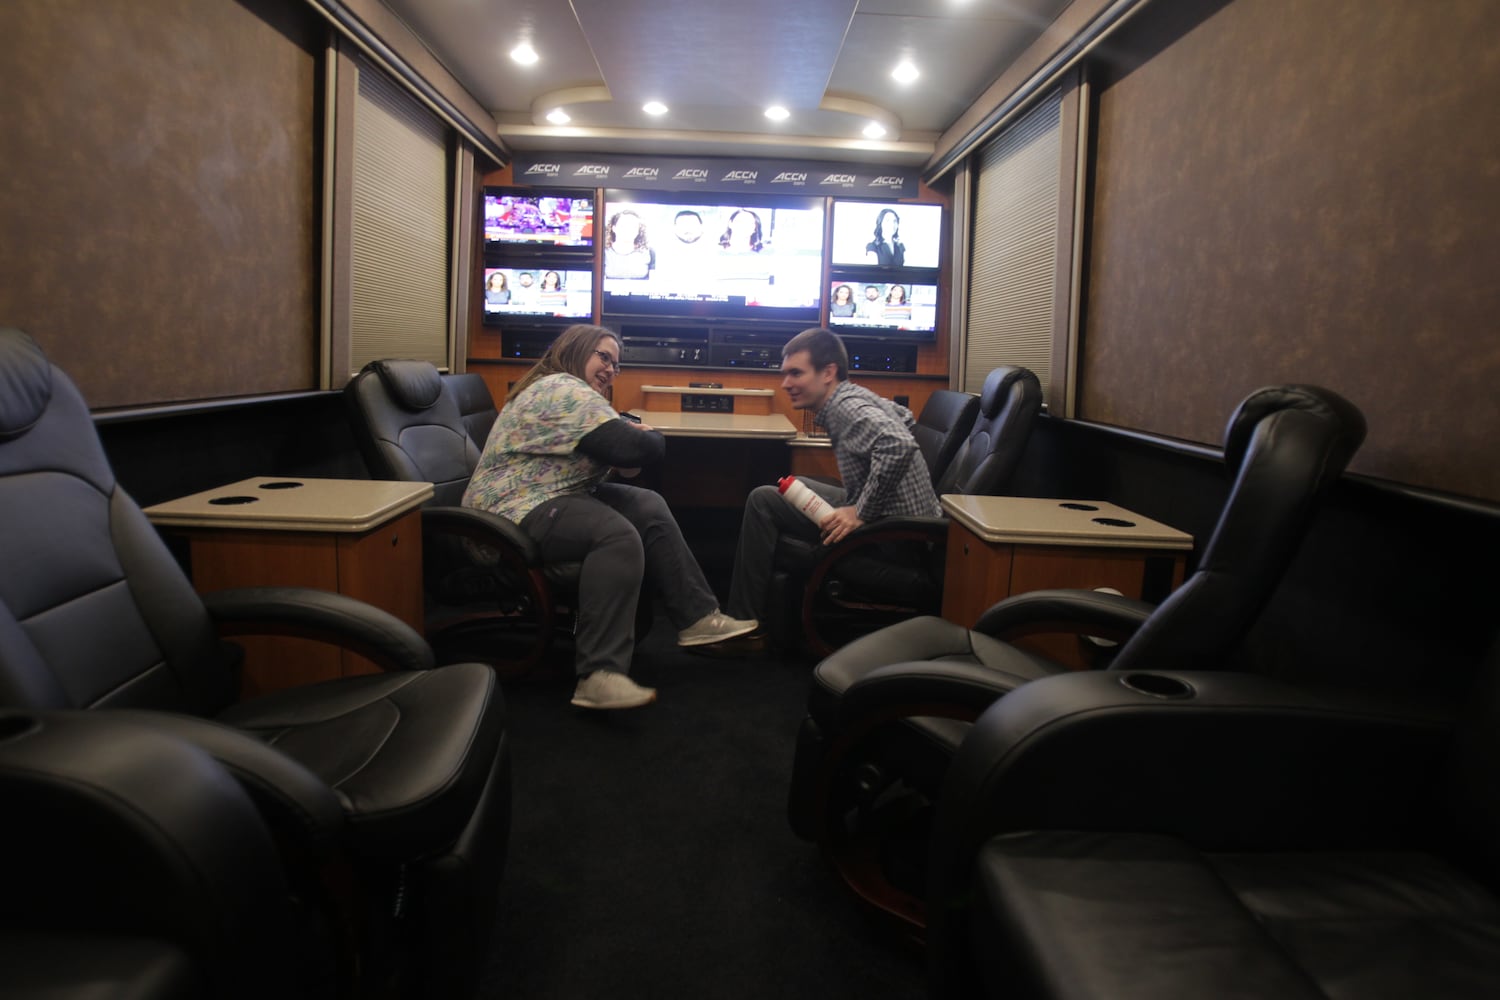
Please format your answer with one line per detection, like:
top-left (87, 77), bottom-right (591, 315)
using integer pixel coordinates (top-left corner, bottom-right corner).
top-left (0, 708), bottom-right (341, 999)
top-left (343, 358), bottom-right (588, 673)
top-left (0, 329), bottom-right (511, 999)
top-left (787, 384), bottom-right (1367, 930)
top-left (769, 366), bottom-right (1041, 656)
top-left (911, 388), bottom-right (982, 488)
top-left (924, 637), bottom-right (1500, 999)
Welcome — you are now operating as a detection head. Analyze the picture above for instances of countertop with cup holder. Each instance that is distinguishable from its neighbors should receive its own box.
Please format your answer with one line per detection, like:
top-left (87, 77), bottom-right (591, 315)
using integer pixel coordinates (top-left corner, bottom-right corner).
top-left (937, 495), bottom-right (1194, 669)
top-left (144, 477), bottom-right (433, 697)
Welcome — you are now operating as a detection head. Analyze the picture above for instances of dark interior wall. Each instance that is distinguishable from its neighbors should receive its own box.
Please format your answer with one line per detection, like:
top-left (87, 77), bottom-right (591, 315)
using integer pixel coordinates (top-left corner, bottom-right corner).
top-left (0, 0), bottom-right (321, 408)
top-left (1081, 0), bottom-right (1500, 502)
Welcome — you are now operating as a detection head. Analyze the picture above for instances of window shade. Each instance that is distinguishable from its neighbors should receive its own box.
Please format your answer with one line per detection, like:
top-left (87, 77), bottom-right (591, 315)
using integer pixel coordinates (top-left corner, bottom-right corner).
top-left (964, 89), bottom-right (1062, 401)
top-left (350, 59), bottom-right (450, 371)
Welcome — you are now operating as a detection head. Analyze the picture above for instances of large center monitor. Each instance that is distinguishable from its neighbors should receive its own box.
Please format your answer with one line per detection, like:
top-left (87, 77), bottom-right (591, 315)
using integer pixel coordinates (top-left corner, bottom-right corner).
top-left (600, 191), bottom-right (826, 323)
top-left (829, 200), bottom-right (943, 270)
top-left (482, 266), bottom-right (594, 324)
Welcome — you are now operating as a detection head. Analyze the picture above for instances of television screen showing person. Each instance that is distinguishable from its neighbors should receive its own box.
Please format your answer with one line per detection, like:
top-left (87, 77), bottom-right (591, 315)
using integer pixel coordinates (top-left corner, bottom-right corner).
top-left (830, 284), bottom-right (856, 317)
top-left (865, 208), bottom-right (905, 267)
top-left (604, 209), bottom-right (656, 279)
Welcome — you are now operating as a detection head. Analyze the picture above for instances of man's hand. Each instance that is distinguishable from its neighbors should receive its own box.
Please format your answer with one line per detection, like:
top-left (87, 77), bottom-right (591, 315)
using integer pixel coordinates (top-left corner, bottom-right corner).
top-left (819, 506), bottom-right (864, 545)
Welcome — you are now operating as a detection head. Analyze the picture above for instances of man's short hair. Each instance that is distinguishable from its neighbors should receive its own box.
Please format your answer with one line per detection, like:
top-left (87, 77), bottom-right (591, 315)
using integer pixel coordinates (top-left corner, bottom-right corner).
top-left (783, 328), bottom-right (848, 381)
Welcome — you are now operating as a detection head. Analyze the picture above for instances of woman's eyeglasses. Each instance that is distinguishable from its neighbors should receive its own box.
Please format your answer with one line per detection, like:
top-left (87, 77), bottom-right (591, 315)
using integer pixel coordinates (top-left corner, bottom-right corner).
top-left (593, 350), bottom-right (622, 374)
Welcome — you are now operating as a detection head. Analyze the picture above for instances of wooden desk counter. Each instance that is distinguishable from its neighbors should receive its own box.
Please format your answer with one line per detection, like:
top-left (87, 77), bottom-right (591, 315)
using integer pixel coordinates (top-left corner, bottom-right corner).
top-left (624, 411), bottom-right (796, 506)
top-left (629, 410), bottom-right (797, 439)
top-left (145, 477), bottom-right (432, 697)
top-left (939, 496), bottom-right (1193, 668)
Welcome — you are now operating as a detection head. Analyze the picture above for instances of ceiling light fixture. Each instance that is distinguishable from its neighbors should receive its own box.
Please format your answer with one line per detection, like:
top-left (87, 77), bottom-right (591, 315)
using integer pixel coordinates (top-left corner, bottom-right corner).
top-left (863, 121), bottom-right (887, 139)
top-left (764, 105), bottom-right (790, 121)
top-left (545, 108), bottom-right (571, 125)
top-left (891, 60), bottom-right (920, 84)
top-left (510, 43), bottom-right (539, 65)
top-left (642, 101), bottom-right (668, 115)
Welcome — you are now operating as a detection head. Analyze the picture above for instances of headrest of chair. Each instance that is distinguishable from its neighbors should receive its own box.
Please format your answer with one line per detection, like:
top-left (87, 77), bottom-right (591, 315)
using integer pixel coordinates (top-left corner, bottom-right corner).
top-left (0, 329), bottom-right (53, 441)
top-left (367, 359), bottom-right (444, 412)
top-left (979, 366), bottom-right (1041, 418)
top-left (1222, 384), bottom-right (1367, 469)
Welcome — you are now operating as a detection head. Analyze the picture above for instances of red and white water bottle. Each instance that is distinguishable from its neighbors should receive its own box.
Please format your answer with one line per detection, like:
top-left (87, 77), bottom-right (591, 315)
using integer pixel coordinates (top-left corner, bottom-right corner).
top-left (778, 475), bottom-right (834, 527)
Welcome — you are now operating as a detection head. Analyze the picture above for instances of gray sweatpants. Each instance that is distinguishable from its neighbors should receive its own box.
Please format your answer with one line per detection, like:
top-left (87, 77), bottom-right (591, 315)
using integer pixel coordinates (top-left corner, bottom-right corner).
top-left (521, 482), bottom-right (719, 677)
top-left (727, 478), bottom-right (847, 622)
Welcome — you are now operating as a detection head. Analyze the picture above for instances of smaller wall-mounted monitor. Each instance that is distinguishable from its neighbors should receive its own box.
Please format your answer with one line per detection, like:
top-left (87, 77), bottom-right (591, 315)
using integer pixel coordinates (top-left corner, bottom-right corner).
top-left (829, 200), bottom-right (943, 270)
top-left (482, 267), bottom-right (594, 325)
top-left (483, 188), bottom-right (595, 249)
top-left (827, 280), bottom-right (939, 340)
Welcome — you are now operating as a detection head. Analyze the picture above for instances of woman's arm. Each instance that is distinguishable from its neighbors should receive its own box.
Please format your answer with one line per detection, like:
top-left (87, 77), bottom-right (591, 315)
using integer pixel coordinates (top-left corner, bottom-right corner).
top-left (577, 418), bottom-right (666, 468)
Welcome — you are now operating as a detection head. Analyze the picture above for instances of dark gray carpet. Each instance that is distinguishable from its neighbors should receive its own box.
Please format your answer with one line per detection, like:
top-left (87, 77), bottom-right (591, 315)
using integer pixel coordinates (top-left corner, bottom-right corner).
top-left (478, 614), bottom-right (925, 999)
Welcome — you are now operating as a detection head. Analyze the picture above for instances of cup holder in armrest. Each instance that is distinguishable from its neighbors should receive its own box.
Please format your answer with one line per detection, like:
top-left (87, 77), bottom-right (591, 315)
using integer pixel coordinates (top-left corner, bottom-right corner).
top-left (1119, 673), bottom-right (1195, 700)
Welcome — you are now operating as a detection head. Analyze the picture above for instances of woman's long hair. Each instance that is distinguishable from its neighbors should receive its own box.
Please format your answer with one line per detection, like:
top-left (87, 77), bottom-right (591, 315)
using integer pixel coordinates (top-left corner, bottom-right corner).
top-left (506, 324), bottom-right (620, 405)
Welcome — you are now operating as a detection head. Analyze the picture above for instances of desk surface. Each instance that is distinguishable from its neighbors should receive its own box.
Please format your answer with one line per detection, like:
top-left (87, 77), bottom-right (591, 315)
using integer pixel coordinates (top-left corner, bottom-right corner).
top-left (641, 384), bottom-right (775, 397)
top-left (629, 410), bottom-right (798, 439)
top-left (144, 476), bottom-right (434, 532)
top-left (940, 495), bottom-right (1193, 550)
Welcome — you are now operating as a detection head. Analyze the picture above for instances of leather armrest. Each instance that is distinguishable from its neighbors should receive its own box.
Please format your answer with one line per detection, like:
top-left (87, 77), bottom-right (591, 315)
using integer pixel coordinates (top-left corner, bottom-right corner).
top-left (108, 709), bottom-right (345, 852)
top-left (201, 587), bottom-right (434, 673)
top-left (935, 669), bottom-right (1453, 856)
top-left (420, 505), bottom-right (540, 565)
top-left (974, 588), bottom-right (1156, 643)
top-left (0, 710), bottom-right (311, 993)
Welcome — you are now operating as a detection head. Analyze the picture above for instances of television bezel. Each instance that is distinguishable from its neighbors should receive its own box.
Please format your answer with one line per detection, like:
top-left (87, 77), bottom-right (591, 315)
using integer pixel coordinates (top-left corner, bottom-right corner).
top-left (599, 189), bottom-right (827, 324)
top-left (482, 186), bottom-right (596, 254)
top-left (825, 267), bottom-right (942, 342)
top-left (481, 264), bottom-right (595, 326)
top-left (829, 199), bottom-right (945, 271)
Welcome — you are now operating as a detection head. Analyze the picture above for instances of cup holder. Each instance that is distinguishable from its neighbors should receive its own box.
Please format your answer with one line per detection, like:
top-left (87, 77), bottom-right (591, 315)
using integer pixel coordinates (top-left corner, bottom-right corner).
top-left (209, 495), bottom-right (259, 506)
top-left (1059, 502), bottom-right (1099, 511)
top-left (1119, 673), bottom-right (1195, 700)
top-left (1092, 516), bottom-right (1136, 528)
top-left (258, 481), bottom-right (305, 490)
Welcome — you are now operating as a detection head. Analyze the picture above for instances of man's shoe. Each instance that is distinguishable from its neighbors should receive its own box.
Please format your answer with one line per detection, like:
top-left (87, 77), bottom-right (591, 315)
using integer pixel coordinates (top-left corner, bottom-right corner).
top-left (571, 670), bottom-right (657, 710)
top-left (677, 610), bottom-right (759, 647)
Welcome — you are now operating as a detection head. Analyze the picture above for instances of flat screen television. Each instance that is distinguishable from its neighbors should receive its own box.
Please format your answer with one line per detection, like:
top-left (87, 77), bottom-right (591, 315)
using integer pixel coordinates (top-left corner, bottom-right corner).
top-left (827, 280), bottom-right (939, 340)
top-left (482, 266), bottom-right (594, 325)
top-left (829, 200), bottom-right (943, 270)
top-left (599, 191), bottom-right (826, 323)
top-left (483, 188), bottom-right (595, 249)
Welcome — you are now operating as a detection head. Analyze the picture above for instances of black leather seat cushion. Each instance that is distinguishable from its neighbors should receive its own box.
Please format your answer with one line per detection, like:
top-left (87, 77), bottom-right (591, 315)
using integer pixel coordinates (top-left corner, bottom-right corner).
top-left (219, 661), bottom-right (502, 862)
top-left (973, 830), bottom-right (1500, 1000)
top-left (1, 934), bottom-right (203, 1000)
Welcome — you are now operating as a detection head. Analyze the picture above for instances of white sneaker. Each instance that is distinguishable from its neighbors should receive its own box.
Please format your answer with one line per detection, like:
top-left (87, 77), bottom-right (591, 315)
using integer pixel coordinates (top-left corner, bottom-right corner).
top-left (570, 670), bottom-right (657, 710)
top-left (677, 610), bottom-right (759, 647)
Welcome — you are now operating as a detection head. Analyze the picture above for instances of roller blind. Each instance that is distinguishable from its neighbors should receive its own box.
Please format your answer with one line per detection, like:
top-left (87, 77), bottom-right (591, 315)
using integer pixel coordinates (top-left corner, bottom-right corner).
top-left (350, 59), bottom-right (450, 371)
top-left (963, 88), bottom-right (1062, 402)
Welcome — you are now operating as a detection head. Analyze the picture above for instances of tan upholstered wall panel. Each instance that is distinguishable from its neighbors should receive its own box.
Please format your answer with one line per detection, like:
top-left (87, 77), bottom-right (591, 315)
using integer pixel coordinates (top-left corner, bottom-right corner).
top-left (0, 0), bottom-right (319, 408)
top-left (1082, 0), bottom-right (1500, 501)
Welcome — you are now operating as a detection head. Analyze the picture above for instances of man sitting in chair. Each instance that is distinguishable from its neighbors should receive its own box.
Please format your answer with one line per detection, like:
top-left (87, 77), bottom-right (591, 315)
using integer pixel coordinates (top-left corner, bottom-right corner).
top-left (725, 328), bottom-right (941, 648)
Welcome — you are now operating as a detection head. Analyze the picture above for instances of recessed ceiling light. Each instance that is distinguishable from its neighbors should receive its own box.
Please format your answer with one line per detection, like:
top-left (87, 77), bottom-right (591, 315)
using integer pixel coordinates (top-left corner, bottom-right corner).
top-left (863, 121), bottom-right (887, 139)
top-left (510, 43), bottom-right (539, 65)
top-left (764, 105), bottom-right (790, 121)
top-left (546, 108), bottom-right (571, 124)
top-left (643, 101), bottom-right (668, 115)
top-left (891, 60), bottom-right (919, 84)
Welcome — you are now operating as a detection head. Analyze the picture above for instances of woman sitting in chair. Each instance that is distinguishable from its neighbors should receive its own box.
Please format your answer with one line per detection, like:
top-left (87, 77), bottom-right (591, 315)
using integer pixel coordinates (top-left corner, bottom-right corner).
top-left (462, 324), bottom-right (756, 710)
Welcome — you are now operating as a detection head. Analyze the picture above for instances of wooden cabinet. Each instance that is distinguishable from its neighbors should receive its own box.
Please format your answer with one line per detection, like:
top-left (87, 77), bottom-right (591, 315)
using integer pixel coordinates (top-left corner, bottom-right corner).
top-left (145, 477), bottom-right (432, 698)
top-left (939, 496), bottom-right (1192, 669)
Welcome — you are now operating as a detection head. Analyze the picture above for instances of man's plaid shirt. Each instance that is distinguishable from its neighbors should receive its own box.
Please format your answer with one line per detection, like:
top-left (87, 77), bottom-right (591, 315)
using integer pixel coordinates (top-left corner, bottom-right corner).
top-left (815, 380), bottom-right (942, 521)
